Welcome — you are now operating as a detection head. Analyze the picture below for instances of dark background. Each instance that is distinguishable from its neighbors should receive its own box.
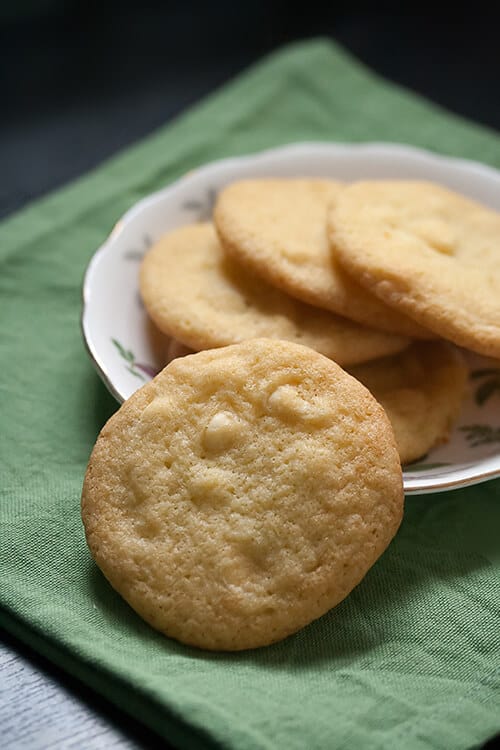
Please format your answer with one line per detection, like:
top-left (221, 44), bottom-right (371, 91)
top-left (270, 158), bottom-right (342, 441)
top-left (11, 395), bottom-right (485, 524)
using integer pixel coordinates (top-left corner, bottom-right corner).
top-left (1, 2), bottom-right (499, 748)
top-left (2, 1), bottom-right (500, 220)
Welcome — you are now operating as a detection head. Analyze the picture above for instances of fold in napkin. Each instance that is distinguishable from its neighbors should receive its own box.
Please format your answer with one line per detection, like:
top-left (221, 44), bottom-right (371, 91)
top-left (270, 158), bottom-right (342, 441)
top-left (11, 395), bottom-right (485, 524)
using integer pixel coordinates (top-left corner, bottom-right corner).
top-left (1, 38), bottom-right (499, 750)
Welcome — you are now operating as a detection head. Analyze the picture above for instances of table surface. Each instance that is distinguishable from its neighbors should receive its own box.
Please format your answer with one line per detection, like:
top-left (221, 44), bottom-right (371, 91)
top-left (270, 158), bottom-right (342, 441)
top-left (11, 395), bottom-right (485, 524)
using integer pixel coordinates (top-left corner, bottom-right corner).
top-left (0, 636), bottom-right (151, 750)
top-left (1, 4), bottom-right (500, 748)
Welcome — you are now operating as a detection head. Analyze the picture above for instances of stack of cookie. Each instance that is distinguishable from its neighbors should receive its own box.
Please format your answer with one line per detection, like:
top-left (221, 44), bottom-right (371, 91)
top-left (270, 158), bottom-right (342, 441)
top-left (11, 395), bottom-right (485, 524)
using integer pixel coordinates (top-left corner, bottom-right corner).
top-left (81, 178), bottom-right (499, 651)
top-left (138, 176), bottom-right (500, 465)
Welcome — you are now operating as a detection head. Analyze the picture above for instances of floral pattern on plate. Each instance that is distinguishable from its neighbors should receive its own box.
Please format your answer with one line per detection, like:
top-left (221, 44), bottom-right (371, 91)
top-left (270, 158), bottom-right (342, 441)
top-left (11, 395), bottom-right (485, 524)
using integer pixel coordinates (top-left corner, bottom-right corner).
top-left (81, 142), bottom-right (500, 493)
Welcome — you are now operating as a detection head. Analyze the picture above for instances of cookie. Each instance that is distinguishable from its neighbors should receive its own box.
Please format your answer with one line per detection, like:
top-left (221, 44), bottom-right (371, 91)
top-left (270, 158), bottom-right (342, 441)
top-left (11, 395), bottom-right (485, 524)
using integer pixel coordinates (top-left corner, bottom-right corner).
top-left (329, 180), bottom-right (500, 358)
top-left (82, 338), bottom-right (404, 651)
top-left (214, 178), bottom-right (430, 338)
top-left (140, 223), bottom-right (409, 366)
top-left (349, 342), bottom-right (468, 465)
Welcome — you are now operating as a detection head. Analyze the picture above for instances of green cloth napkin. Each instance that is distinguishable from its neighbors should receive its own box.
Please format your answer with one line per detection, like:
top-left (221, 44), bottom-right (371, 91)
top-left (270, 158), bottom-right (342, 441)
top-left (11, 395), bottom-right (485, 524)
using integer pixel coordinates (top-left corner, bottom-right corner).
top-left (1, 38), bottom-right (499, 750)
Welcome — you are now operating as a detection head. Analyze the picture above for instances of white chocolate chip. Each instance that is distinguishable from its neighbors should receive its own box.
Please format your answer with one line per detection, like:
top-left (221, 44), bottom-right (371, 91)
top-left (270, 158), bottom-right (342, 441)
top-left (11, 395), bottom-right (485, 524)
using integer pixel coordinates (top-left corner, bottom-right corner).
top-left (412, 218), bottom-right (456, 255)
top-left (203, 411), bottom-right (244, 452)
top-left (267, 384), bottom-right (333, 426)
top-left (267, 385), bottom-right (312, 419)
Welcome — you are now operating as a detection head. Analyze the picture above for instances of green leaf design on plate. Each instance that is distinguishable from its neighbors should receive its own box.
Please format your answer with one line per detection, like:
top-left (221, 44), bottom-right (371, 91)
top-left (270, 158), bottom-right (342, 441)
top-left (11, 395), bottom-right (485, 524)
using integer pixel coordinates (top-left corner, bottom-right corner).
top-left (470, 368), bottom-right (500, 406)
top-left (182, 188), bottom-right (217, 222)
top-left (470, 368), bottom-right (500, 379)
top-left (112, 338), bottom-right (127, 358)
top-left (123, 250), bottom-right (144, 261)
top-left (112, 338), bottom-right (156, 383)
top-left (404, 462), bottom-right (452, 472)
top-left (475, 380), bottom-right (500, 406)
top-left (182, 200), bottom-right (203, 210)
top-left (126, 365), bottom-right (146, 381)
top-left (112, 338), bottom-right (134, 363)
top-left (460, 424), bottom-right (500, 447)
top-left (124, 234), bottom-right (154, 262)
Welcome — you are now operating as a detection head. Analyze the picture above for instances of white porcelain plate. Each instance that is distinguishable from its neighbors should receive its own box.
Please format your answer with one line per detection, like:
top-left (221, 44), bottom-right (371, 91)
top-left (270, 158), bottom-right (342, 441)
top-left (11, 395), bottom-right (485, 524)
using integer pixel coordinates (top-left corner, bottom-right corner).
top-left (82, 141), bottom-right (500, 495)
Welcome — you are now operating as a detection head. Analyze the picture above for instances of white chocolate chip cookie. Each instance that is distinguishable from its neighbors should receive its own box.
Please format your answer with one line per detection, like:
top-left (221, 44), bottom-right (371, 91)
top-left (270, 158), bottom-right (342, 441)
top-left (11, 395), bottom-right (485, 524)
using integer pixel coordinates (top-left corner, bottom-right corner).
top-left (349, 341), bottom-right (468, 464)
top-left (329, 181), bottom-right (500, 357)
top-left (82, 339), bottom-right (404, 651)
top-left (140, 223), bottom-right (409, 365)
top-left (214, 178), bottom-right (430, 337)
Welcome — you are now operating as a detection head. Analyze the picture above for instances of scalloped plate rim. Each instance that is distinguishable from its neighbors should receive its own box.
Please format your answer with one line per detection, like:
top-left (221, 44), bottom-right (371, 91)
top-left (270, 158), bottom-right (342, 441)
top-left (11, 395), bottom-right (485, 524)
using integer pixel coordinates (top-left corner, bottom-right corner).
top-left (81, 140), bottom-right (500, 496)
